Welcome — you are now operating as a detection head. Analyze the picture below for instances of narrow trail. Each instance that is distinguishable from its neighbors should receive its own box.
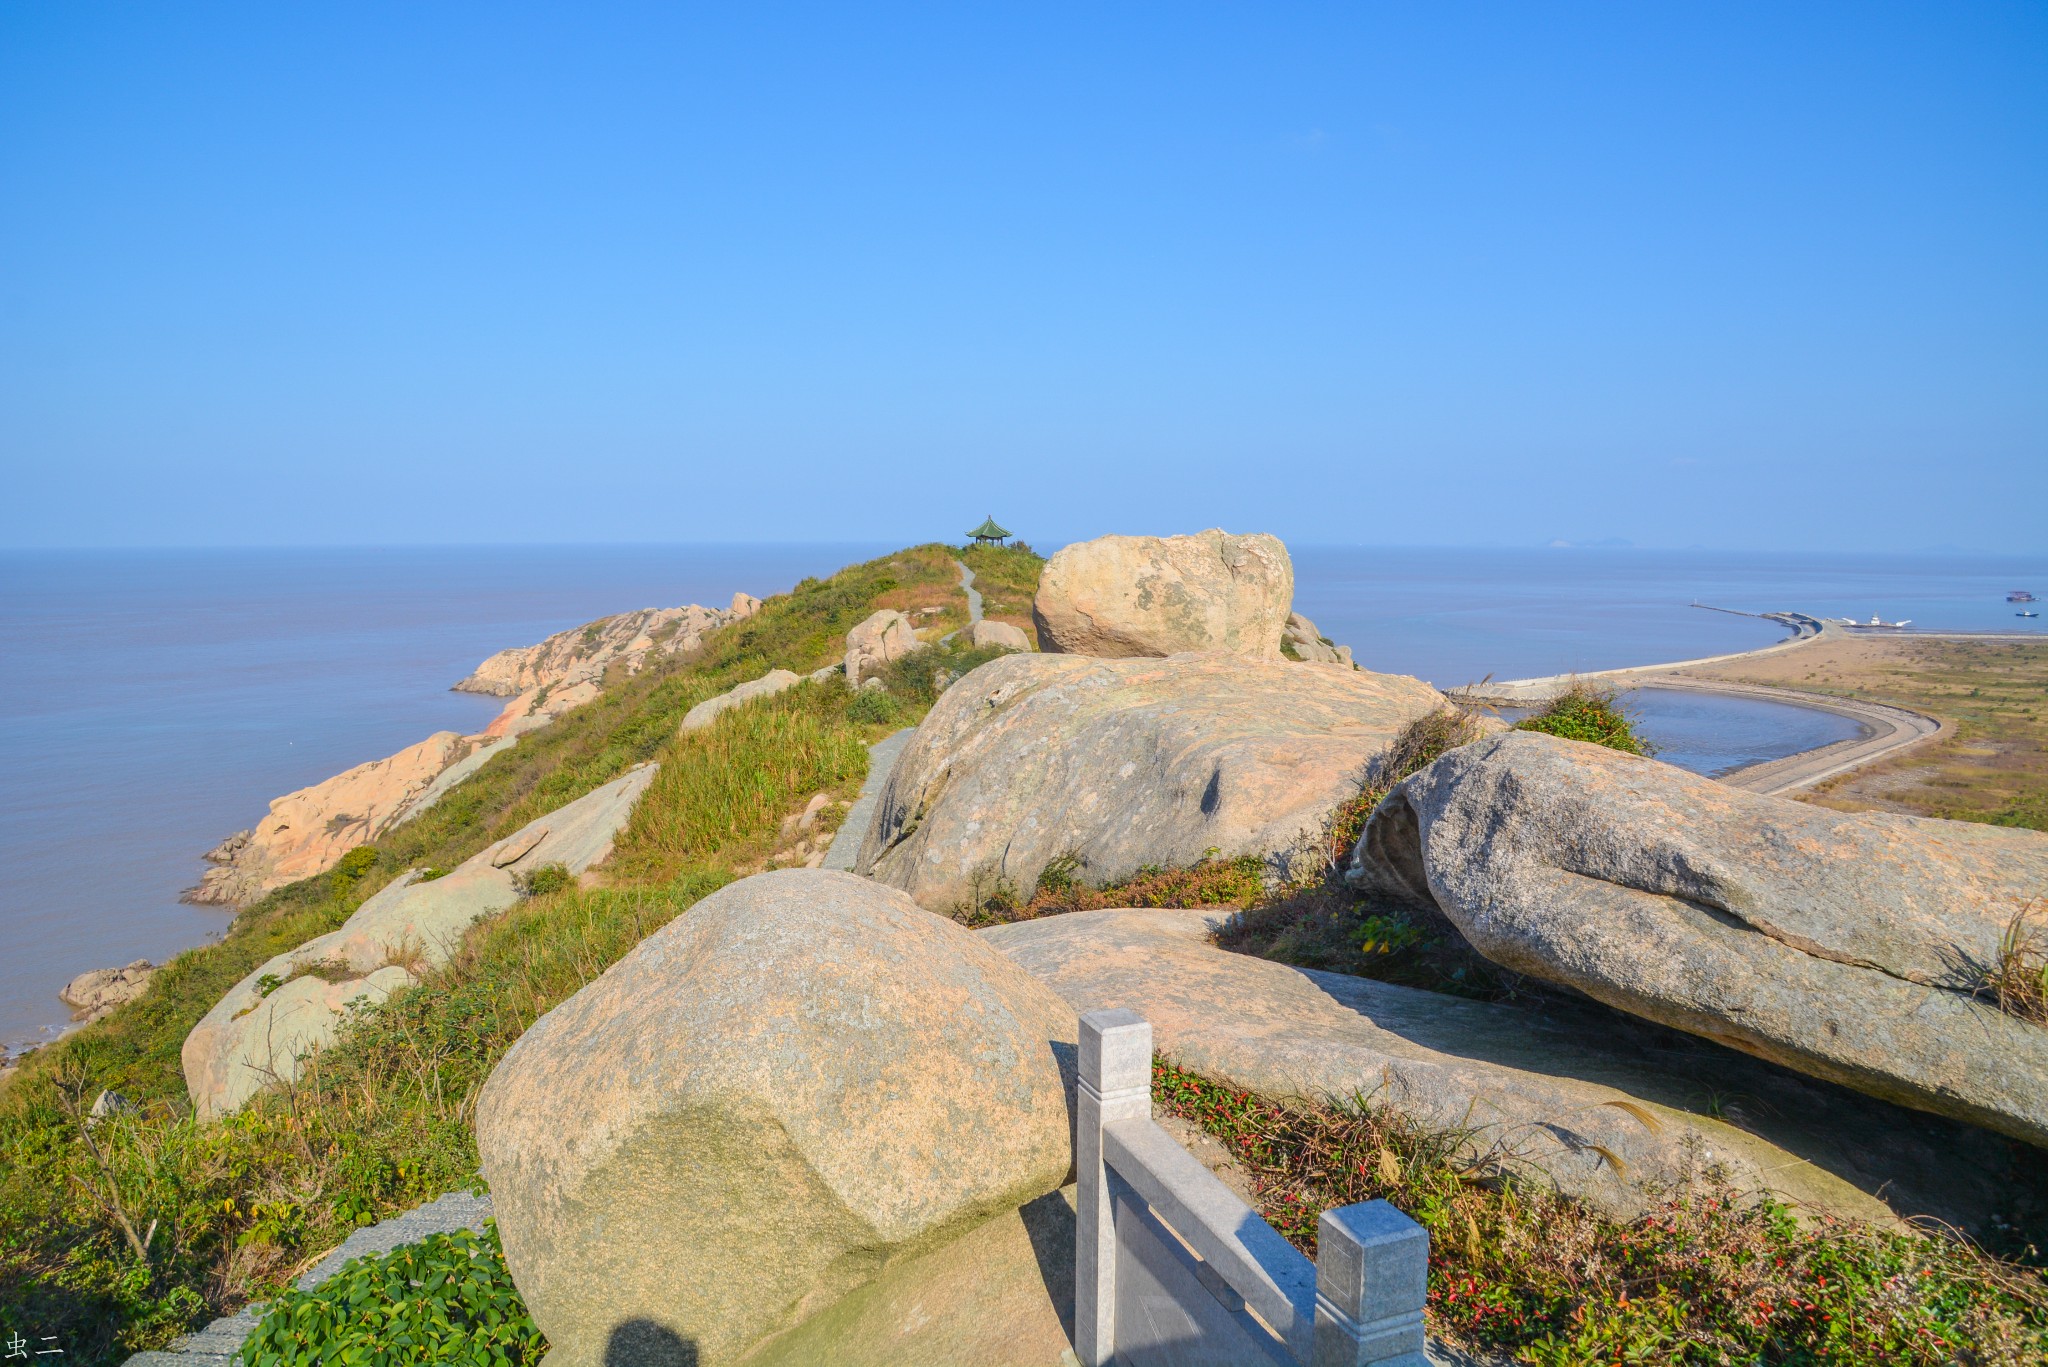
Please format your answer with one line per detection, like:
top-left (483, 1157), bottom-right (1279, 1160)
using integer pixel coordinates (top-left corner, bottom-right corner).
top-left (938, 559), bottom-right (982, 645)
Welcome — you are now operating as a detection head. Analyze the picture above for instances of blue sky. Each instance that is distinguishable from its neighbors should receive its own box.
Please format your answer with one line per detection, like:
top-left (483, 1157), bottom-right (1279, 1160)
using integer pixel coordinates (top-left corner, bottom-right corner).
top-left (2, 3), bottom-right (2043, 551)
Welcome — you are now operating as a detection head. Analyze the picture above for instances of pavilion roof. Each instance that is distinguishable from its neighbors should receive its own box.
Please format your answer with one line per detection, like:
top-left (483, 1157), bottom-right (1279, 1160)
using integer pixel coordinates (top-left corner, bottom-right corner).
top-left (967, 516), bottom-right (1012, 538)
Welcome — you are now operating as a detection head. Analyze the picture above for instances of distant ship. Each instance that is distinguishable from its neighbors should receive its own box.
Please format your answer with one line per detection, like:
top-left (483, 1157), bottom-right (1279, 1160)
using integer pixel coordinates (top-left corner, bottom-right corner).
top-left (2012, 590), bottom-right (2039, 602)
top-left (2021, 610), bottom-right (2041, 619)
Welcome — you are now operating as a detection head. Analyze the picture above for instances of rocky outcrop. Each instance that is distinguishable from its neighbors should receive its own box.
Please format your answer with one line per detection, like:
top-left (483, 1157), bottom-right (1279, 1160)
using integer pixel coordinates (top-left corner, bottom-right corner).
top-left (967, 619), bottom-right (1032, 652)
top-left (475, 869), bottom-right (1075, 1367)
top-left (857, 652), bottom-right (1444, 911)
top-left (1032, 530), bottom-right (1292, 660)
top-left (985, 907), bottom-right (2027, 1231)
top-left (184, 732), bottom-right (472, 906)
top-left (845, 609), bottom-right (924, 688)
top-left (60, 960), bottom-right (155, 1023)
top-left (678, 668), bottom-right (802, 733)
top-left (481, 680), bottom-right (602, 740)
top-left (1348, 730), bottom-right (2048, 1148)
top-left (1283, 611), bottom-right (1353, 667)
top-left (183, 765), bottom-right (658, 1120)
top-left (454, 602), bottom-right (749, 698)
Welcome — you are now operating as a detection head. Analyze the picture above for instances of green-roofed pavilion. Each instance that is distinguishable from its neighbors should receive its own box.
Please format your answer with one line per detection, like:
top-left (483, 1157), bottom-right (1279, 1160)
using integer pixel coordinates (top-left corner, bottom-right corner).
top-left (966, 516), bottom-right (1012, 546)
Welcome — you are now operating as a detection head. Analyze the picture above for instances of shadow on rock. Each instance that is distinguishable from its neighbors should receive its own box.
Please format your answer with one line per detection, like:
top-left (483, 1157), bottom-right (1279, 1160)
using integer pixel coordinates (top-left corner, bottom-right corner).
top-left (604, 1319), bottom-right (699, 1367)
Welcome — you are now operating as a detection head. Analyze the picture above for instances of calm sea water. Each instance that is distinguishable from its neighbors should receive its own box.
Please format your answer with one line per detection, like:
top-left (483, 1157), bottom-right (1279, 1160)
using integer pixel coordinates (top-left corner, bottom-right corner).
top-left (2, 543), bottom-right (2042, 1054)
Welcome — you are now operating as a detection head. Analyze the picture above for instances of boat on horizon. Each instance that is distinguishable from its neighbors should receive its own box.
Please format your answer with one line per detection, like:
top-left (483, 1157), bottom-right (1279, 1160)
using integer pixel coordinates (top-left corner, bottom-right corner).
top-left (2011, 590), bottom-right (2038, 602)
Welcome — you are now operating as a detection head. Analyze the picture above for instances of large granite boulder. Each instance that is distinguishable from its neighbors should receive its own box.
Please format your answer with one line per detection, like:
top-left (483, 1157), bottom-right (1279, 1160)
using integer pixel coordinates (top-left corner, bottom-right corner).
top-left (856, 652), bottom-right (1445, 911)
top-left (1348, 730), bottom-right (2048, 1148)
top-left (845, 609), bottom-right (924, 688)
top-left (184, 732), bottom-right (470, 906)
top-left (1032, 530), bottom-right (1292, 660)
top-left (984, 908), bottom-right (2027, 1232)
top-left (475, 869), bottom-right (1075, 1367)
top-left (182, 765), bottom-right (657, 1120)
top-left (679, 668), bottom-right (802, 733)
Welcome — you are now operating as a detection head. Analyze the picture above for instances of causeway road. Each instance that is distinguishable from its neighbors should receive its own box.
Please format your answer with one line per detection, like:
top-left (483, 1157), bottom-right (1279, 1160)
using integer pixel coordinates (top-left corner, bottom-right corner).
top-left (1458, 612), bottom-right (1947, 797)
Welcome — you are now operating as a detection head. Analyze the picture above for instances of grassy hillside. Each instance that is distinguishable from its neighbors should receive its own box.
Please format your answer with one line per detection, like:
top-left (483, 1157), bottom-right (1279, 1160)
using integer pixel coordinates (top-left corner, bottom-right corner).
top-left (0, 543), bottom-right (1024, 1363)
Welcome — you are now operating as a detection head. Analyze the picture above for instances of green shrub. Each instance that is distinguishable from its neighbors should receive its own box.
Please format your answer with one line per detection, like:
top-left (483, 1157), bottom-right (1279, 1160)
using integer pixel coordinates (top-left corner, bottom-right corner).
top-left (1513, 684), bottom-right (1650, 755)
top-left (844, 687), bottom-right (902, 726)
top-left (330, 847), bottom-right (379, 897)
top-left (237, 1223), bottom-right (543, 1366)
top-left (513, 864), bottom-right (571, 898)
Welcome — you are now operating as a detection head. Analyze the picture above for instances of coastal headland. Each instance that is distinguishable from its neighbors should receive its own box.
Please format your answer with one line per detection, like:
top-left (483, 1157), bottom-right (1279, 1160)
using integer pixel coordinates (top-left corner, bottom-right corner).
top-left (5, 535), bottom-right (2043, 1367)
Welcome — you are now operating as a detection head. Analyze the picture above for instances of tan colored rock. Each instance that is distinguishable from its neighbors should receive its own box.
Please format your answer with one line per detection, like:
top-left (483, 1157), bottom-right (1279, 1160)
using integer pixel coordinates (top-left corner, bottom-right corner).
top-left (1032, 530), bottom-right (1292, 660)
top-left (730, 591), bottom-right (763, 619)
top-left (60, 960), bottom-right (156, 1023)
top-left (679, 669), bottom-right (803, 733)
top-left (184, 732), bottom-right (470, 906)
top-left (967, 619), bottom-right (1032, 652)
top-left (183, 765), bottom-right (658, 1120)
top-left (481, 678), bottom-right (604, 740)
top-left (455, 603), bottom-right (743, 698)
top-left (1349, 730), bottom-right (2048, 1148)
top-left (985, 908), bottom-right (2027, 1232)
top-left (1284, 611), bottom-right (1353, 667)
top-left (475, 869), bottom-right (1075, 1367)
top-left (844, 609), bottom-right (924, 688)
top-left (741, 1192), bottom-right (1076, 1367)
top-left (857, 652), bottom-right (1444, 911)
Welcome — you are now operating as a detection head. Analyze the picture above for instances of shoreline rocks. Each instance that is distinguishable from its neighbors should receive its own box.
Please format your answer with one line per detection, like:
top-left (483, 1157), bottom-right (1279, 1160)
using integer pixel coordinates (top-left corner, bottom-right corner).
top-left (1032, 530), bottom-right (1292, 660)
top-left (60, 960), bottom-right (156, 1023)
top-left (476, 869), bottom-right (1076, 1367)
top-left (183, 731), bottom-right (471, 907)
top-left (857, 652), bottom-right (1445, 911)
top-left (454, 599), bottom-right (755, 699)
top-left (183, 765), bottom-right (659, 1120)
top-left (1349, 730), bottom-right (2048, 1148)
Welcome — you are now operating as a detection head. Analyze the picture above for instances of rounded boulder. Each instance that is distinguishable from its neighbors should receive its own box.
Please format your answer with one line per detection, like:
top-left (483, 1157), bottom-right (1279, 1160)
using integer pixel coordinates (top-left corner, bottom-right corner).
top-left (475, 868), bottom-right (1077, 1367)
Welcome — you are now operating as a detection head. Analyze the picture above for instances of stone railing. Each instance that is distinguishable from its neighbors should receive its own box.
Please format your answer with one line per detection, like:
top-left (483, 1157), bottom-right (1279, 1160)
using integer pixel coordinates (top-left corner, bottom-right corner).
top-left (1076, 1009), bottom-right (1430, 1367)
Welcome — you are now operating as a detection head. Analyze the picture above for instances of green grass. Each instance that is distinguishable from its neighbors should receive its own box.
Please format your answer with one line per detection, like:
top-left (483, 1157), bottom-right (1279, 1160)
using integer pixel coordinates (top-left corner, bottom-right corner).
top-left (0, 544), bottom-right (980, 1363)
top-left (1154, 1060), bottom-right (2048, 1365)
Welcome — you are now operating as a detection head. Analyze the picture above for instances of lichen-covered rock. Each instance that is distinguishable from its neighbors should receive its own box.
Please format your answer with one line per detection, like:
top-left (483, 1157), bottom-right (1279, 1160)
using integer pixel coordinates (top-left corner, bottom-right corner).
top-left (184, 732), bottom-right (471, 906)
top-left (1032, 530), bottom-right (1292, 660)
top-left (679, 668), bottom-right (803, 733)
top-left (1283, 612), bottom-right (1353, 667)
top-left (60, 960), bottom-right (155, 1023)
top-left (984, 908), bottom-right (2027, 1232)
top-left (967, 619), bottom-right (1032, 652)
top-left (475, 869), bottom-right (1075, 1367)
top-left (1349, 730), bottom-right (2048, 1147)
top-left (182, 765), bottom-right (658, 1120)
top-left (857, 652), bottom-right (1444, 911)
top-left (845, 609), bottom-right (923, 688)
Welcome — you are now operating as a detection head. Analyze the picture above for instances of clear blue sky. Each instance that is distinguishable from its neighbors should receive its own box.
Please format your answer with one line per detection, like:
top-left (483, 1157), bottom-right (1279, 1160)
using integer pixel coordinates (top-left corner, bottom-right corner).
top-left (3, 2), bottom-right (2043, 551)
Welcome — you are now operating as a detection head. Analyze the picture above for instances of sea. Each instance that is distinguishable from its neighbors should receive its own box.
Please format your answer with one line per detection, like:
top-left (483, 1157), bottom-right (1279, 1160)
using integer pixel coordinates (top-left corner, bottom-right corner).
top-left (2, 543), bottom-right (2043, 1055)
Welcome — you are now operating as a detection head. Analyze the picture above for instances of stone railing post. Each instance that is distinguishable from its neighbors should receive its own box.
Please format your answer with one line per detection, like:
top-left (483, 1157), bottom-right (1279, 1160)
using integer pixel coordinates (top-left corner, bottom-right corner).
top-left (1311, 1200), bottom-right (1431, 1367)
top-left (1074, 1007), bottom-right (1153, 1367)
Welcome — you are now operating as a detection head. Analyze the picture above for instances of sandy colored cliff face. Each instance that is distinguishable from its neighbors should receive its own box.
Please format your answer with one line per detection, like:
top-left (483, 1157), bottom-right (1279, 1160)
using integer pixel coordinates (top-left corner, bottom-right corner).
top-left (185, 731), bottom-right (471, 906)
